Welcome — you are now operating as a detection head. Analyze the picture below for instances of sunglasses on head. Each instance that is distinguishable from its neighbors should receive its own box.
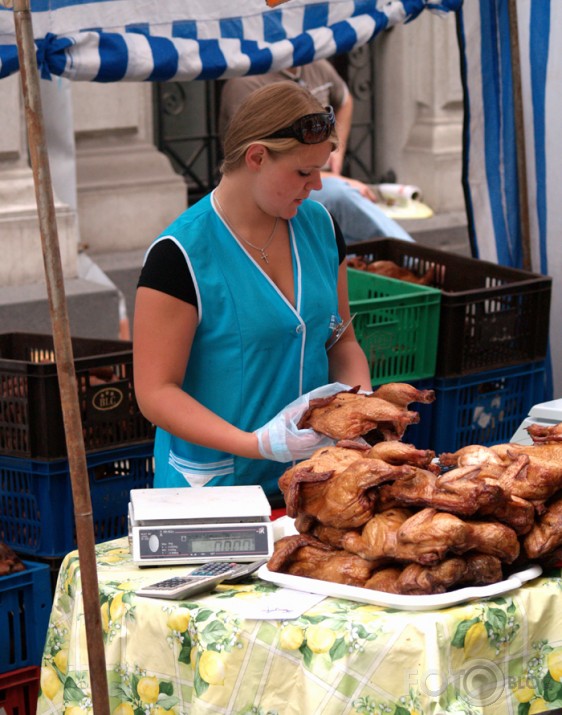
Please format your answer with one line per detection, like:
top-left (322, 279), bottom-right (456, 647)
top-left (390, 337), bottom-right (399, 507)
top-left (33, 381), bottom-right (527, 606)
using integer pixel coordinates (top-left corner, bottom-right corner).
top-left (263, 106), bottom-right (335, 144)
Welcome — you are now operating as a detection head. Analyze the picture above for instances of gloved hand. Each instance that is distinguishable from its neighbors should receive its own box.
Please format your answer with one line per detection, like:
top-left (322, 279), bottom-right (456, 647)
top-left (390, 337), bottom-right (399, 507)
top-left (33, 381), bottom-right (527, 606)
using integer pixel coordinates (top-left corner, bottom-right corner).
top-left (254, 382), bottom-right (352, 463)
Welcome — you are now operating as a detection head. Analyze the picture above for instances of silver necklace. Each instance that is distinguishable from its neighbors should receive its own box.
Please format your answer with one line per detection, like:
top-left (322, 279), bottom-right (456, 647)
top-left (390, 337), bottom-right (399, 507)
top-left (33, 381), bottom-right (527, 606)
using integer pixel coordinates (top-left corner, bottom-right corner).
top-left (215, 194), bottom-right (279, 264)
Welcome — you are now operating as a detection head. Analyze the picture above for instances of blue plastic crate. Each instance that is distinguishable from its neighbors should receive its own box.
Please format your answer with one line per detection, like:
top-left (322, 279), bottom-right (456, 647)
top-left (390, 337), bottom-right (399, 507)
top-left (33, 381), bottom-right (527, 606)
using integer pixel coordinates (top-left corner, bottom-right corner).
top-left (0, 442), bottom-right (154, 557)
top-left (404, 361), bottom-right (547, 454)
top-left (0, 562), bottom-right (51, 673)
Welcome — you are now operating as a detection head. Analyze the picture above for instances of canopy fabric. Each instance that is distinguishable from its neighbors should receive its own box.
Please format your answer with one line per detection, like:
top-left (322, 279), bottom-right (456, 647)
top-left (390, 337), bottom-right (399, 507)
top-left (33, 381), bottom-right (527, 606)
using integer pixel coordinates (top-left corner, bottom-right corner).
top-left (0, 0), bottom-right (461, 81)
top-left (458, 0), bottom-right (560, 398)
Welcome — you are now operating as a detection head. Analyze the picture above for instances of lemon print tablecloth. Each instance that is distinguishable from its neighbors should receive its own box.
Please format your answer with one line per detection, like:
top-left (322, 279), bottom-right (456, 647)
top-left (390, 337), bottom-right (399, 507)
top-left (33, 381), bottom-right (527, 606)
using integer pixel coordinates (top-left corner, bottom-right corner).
top-left (37, 538), bottom-right (562, 715)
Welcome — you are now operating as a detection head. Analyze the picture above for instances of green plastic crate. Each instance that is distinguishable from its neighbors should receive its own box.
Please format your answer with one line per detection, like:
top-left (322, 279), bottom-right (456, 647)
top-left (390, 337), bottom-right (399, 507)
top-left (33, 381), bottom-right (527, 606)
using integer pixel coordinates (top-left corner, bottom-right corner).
top-left (347, 268), bottom-right (441, 385)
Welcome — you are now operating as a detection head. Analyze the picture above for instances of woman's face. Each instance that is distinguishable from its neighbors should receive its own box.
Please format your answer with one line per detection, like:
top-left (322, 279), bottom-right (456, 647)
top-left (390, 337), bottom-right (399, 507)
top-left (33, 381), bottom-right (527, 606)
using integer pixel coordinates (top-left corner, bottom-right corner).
top-left (254, 141), bottom-right (333, 219)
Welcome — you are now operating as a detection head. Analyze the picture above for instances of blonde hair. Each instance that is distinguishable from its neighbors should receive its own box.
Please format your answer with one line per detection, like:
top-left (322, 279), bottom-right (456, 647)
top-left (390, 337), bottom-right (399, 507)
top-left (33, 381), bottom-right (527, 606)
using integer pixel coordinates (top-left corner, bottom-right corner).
top-left (220, 81), bottom-right (339, 175)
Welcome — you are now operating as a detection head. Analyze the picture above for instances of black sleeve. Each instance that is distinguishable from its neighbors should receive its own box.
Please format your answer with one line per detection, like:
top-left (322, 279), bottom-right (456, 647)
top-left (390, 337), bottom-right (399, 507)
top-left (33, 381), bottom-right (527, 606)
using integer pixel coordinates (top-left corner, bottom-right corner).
top-left (137, 239), bottom-right (198, 306)
top-left (137, 214), bottom-right (346, 307)
top-left (333, 216), bottom-right (346, 264)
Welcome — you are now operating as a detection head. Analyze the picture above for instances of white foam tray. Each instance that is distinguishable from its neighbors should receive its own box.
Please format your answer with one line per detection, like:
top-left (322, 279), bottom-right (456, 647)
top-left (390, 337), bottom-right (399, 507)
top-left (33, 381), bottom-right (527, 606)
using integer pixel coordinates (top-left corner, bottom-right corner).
top-left (261, 517), bottom-right (542, 611)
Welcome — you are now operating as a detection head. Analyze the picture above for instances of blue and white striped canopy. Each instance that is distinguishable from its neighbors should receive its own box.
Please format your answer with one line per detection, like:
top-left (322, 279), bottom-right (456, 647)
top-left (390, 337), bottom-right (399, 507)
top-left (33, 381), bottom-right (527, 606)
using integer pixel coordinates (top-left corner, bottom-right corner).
top-left (0, 0), bottom-right (460, 82)
top-left (458, 0), bottom-right (561, 397)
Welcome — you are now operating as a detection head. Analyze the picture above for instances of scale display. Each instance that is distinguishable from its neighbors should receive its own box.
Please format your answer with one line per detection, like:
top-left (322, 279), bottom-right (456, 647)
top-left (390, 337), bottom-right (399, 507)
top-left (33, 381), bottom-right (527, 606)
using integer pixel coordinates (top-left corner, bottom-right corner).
top-left (129, 486), bottom-right (274, 565)
top-left (136, 523), bottom-right (271, 562)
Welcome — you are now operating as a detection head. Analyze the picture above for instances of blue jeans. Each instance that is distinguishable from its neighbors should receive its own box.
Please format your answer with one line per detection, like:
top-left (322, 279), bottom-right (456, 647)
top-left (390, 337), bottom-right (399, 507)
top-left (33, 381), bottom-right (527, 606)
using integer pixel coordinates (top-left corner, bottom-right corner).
top-left (310, 176), bottom-right (414, 244)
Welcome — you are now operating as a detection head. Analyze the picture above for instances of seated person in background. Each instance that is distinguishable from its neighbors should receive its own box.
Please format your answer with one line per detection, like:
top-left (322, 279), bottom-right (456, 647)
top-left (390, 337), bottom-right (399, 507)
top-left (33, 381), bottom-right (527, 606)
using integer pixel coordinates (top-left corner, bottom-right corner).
top-left (219, 59), bottom-right (414, 245)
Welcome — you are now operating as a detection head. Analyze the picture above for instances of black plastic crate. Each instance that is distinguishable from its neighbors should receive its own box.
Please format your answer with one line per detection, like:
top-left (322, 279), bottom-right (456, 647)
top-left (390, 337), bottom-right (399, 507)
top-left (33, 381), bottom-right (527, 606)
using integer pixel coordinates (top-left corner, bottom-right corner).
top-left (0, 332), bottom-right (154, 459)
top-left (347, 239), bottom-right (552, 377)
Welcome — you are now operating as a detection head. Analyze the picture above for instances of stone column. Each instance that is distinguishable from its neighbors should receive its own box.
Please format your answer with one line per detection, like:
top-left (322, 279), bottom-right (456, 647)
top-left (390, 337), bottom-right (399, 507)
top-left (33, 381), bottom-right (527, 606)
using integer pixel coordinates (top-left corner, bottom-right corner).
top-left (0, 74), bottom-right (77, 288)
top-left (373, 11), bottom-right (465, 214)
top-left (73, 82), bottom-right (186, 254)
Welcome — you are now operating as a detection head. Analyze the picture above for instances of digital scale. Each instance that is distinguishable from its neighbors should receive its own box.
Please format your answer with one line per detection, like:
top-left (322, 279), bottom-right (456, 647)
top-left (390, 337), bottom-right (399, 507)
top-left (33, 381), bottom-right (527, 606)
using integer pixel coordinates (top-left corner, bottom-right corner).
top-left (510, 397), bottom-right (562, 445)
top-left (129, 485), bottom-right (274, 566)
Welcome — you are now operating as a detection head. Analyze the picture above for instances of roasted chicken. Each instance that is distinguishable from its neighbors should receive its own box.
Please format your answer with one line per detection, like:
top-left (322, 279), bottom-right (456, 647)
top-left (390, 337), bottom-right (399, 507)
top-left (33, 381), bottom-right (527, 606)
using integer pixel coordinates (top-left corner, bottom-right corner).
top-left (348, 258), bottom-right (435, 286)
top-left (267, 533), bottom-right (375, 586)
top-left (0, 542), bottom-right (26, 576)
top-left (376, 465), bottom-right (505, 517)
top-left (440, 443), bottom-right (562, 503)
top-left (298, 388), bottom-right (421, 441)
top-left (279, 452), bottom-right (415, 528)
top-left (343, 507), bottom-right (519, 565)
top-left (364, 554), bottom-right (503, 595)
top-left (269, 391), bottom-right (562, 596)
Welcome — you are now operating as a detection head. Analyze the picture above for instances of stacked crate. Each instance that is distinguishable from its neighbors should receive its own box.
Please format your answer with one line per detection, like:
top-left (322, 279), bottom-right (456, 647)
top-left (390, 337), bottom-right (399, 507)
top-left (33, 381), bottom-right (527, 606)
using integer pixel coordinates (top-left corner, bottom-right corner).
top-left (347, 239), bottom-right (552, 453)
top-left (347, 267), bottom-right (442, 385)
top-left (0, 333), bottom-right (155, 709)
top-left (0, 559), bottom-right (51, 715)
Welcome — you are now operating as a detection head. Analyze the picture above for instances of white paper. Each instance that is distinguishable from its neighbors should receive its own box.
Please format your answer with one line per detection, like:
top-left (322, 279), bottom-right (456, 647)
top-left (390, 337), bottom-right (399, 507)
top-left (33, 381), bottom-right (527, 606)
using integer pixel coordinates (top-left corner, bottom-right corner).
top-left (214, 585), bottom-right (326, 620)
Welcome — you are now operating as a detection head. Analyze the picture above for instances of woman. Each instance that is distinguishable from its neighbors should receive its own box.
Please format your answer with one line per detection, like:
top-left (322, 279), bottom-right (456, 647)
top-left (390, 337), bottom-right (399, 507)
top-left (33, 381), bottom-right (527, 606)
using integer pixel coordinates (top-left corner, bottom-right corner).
top-left (133, 81), bottom-right (372, 504)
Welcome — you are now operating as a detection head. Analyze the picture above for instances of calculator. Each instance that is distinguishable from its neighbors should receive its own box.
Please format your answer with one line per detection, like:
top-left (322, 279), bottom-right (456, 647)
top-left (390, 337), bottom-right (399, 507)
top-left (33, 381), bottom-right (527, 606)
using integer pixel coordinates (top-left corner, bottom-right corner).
top-left (136, 559), bottom-right (268, 600)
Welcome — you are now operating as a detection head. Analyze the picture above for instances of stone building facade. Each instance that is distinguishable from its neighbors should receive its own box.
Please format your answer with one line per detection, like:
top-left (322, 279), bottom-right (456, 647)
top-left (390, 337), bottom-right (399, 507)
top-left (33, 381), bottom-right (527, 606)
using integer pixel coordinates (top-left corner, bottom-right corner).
top-left (0, 12), bottom-right (465, 339)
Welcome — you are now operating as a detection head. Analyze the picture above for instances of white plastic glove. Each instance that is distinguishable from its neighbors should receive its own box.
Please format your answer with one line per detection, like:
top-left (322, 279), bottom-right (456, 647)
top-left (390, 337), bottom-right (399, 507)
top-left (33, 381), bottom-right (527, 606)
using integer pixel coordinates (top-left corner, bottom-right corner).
top-left (254, 382), bottom-right (352, 463)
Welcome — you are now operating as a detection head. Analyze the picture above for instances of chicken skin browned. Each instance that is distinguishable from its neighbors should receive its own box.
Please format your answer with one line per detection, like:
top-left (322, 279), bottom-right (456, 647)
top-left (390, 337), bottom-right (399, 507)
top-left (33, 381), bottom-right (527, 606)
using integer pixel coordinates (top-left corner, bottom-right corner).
top-left (299, 392), bottom-right (420, 441)
top-left (293, 515), bottom-right (358, 550)
top-left (267, 534), bottom-right (375, 586)
top-left (370, 383), bottom-right (436, 409)
top-left (440, 443), bottom-right (562, 503)
top-left (376, 465), bottom-right (505, 517)
top-left (527, 422), bottom-right (562, 443)
top-left (364, 554), bottom-right (503, 595)
top-left (363, 259), bottom-right (435, 286)
top-left (366, 440), bottom-right (436, 468)
top-left (268, 395), bottom-right (562, 596)
top-left (523, 496), bottom-right (562, 559)
top-left (279, 454), bottom-right (415, 528)
top-left (344, 507), bottom-right (520, 566)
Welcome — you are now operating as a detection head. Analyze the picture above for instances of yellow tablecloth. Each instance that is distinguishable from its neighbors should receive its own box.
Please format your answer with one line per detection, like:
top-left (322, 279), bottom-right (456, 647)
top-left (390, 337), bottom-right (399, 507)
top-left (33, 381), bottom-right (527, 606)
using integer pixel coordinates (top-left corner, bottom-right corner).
top-left (37, 538), bottom-right (562, 715)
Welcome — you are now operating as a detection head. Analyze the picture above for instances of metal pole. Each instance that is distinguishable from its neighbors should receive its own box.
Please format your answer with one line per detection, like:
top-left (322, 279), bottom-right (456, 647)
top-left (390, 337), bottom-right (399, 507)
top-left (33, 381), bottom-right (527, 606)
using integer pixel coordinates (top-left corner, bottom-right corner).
top-left (507, 0), bottom-right (532, 271)
top-left (12, 2), bottom-right (110, 713)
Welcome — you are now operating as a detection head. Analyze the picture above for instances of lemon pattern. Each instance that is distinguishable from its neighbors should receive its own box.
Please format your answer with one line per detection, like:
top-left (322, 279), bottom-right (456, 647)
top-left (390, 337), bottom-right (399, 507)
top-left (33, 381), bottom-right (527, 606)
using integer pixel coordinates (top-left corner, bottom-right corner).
top-left (99, 580), bottom-right (137, 643)
top-left (452, 598), bottom-right (521, 659)
top-left (107, 664), bottom-right (180, 713)
top-left (36, 540), bottom-right (562, 715)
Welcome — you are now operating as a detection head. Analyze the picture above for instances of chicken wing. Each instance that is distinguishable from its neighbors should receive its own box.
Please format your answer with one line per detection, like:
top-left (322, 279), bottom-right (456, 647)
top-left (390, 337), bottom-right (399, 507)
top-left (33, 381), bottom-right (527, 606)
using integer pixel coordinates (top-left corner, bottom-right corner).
top-left (523, 495), bottom-right (562, 559)
top-left (371, 383), bottom-right (436, 408)
top-left (366, 440), bottom-right (435, 467)
top-left (527, 422), bottom-right (562, 444)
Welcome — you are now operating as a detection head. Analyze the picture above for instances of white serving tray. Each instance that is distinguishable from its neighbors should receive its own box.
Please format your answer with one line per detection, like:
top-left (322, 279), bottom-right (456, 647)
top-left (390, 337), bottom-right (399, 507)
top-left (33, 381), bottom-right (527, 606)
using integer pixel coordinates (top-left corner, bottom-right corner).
top-left (261, 517), bottom-right (543, 612)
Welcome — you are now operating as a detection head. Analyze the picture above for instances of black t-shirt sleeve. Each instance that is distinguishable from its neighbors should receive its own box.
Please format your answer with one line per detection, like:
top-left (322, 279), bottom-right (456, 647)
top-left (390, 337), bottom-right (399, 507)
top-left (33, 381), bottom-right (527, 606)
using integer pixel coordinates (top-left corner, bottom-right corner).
top-left (334, 217), bottom-right (346, 264)
top-left (137, 240), bottom-right (197, 305)
top-left (137, 214), bottom-right (346, 307)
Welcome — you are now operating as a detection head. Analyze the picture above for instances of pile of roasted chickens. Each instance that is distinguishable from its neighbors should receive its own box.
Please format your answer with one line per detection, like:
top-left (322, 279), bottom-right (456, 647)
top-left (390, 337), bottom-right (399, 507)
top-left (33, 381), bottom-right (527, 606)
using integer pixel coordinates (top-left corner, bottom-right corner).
top-left (268, 384), bottom-right (562, 596)
top-left (347, 257), bottom-right (435, 285)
